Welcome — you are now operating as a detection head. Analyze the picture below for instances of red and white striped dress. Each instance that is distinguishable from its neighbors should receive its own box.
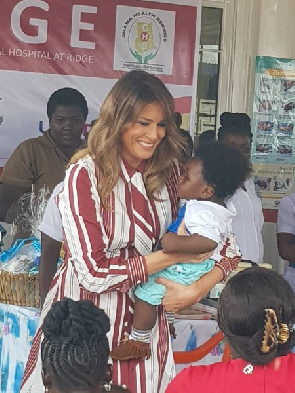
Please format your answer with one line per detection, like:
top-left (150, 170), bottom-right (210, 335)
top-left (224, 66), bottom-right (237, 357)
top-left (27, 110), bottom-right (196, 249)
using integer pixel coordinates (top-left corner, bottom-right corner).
top-left (21, 156), bottom-right (179, 393)
top-left (21, 156), bottom-right (238, 393)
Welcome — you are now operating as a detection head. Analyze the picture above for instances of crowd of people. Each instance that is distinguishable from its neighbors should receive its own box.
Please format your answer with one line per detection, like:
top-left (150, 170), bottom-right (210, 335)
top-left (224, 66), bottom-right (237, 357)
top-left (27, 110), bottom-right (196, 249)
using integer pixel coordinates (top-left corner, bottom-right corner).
top-left (0, 69), bottom-right (293, 393)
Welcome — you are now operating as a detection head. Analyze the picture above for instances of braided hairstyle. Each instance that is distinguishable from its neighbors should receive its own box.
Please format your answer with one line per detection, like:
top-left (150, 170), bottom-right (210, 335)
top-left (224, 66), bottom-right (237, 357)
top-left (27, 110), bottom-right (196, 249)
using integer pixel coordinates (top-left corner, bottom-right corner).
top-left (218, 267), bottom-right (295, 365)
top-left (41, 298), bottom-right (110, 392)
top-left (218, 112), bottom-right (253, 142)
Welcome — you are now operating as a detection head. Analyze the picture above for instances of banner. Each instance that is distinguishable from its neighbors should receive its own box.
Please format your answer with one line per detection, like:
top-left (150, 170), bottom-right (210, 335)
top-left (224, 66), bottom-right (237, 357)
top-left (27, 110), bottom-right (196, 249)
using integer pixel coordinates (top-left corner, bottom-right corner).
top-left (251, 56), bottom-right (295, 209)
top-left (0, 0), bottom-right (200, 166)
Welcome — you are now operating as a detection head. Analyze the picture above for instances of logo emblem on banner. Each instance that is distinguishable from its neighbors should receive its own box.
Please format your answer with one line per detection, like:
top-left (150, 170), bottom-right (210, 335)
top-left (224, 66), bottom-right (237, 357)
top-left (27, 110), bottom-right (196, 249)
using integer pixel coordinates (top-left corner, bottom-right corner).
top-left (129, 19), bottom-right (159, 64)
top-left (114, 6), bottom-right (175, 75)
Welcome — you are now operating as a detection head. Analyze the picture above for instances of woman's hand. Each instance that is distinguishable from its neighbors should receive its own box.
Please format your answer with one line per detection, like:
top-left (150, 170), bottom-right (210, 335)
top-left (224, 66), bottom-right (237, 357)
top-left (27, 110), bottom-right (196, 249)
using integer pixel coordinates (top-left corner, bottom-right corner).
top-left (157, 266), bottom-right (223, 313)
top-left (156, 278), bottom-right (201, 313)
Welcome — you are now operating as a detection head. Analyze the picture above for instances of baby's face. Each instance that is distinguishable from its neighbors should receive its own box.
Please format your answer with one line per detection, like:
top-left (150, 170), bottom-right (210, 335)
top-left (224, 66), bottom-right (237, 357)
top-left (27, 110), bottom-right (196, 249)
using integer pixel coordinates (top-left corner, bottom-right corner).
top-left (177, 158), bottom-right (208, 200)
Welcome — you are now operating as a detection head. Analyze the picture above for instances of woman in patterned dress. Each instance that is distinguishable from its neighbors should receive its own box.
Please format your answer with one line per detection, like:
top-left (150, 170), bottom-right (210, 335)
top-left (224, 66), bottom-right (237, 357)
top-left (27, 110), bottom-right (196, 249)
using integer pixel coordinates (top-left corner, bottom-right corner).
top-left (21, 70), bottom-right (239, 393)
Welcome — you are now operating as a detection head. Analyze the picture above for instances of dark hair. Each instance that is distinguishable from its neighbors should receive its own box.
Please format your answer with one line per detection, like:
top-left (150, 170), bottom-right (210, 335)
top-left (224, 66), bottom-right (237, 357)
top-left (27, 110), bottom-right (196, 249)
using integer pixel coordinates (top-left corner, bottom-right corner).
top-left (198, 130), bottom-right (216, 146)
top-left (193, 141), bottom-right (251, 199)
top-left (174, 112), bottom-right (182, 127)
top-left (218, 112), bottom-right (253, 142)
top-left (47, 87), bottom-right (88, 120)
top-left (41, 298), bottom-right (110, 392)
top-left (73, 70), bottom-right (185, 207)
top-left (218, 267), bottom-right (295, 365)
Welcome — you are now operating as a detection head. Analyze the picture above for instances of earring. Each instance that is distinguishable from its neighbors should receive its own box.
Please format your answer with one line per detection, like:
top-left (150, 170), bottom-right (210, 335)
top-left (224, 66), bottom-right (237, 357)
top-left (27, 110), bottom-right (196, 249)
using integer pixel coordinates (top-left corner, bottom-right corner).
top-left (278, 323), bottom-right (290, 344)
top-left (102, 381), bottom-right (112, 392)
top-left (44, 387), bottom-right (50, 393)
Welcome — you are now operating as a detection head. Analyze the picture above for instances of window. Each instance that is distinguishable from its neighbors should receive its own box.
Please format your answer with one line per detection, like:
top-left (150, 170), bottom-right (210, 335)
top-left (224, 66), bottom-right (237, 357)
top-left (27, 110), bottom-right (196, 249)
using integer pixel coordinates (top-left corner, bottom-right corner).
top-left (195, 6), bottom-right (223, 139)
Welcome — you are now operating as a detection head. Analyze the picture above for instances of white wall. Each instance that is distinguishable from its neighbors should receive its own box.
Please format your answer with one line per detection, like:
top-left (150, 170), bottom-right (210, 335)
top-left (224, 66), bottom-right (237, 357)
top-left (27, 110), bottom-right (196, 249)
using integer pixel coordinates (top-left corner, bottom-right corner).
top-left (258, 0), bottom-right (295, 60)
top-left (217, 0), bottom-right (295, 271)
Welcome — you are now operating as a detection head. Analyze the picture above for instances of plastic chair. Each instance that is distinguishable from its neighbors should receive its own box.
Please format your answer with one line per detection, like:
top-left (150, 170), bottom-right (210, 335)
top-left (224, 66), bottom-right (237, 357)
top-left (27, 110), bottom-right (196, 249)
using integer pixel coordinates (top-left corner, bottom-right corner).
top-left (173, 330), bottom-right (225, 364)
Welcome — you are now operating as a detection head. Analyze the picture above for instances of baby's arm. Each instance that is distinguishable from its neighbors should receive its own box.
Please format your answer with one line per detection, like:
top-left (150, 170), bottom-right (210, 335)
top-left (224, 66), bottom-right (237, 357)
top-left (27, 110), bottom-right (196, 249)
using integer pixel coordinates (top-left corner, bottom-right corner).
top-left (161, 232), bottom-right (217, 254)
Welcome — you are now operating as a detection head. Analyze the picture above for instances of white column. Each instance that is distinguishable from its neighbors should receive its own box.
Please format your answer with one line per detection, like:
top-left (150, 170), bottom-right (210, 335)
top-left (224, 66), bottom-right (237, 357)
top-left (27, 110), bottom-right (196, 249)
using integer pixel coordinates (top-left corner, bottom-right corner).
top-left (258, 0), bottom-right (295, 59)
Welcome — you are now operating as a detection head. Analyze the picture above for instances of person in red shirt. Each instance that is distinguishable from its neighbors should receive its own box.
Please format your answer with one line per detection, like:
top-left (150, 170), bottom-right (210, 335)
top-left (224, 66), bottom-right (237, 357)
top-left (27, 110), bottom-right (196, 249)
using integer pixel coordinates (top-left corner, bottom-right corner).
top-left (166, 266), bottom-right (295, 393)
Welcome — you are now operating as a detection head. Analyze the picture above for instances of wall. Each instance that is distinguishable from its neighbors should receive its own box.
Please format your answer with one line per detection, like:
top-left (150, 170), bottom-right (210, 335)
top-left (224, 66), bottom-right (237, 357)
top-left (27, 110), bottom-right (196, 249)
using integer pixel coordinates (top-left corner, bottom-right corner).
top-left (258, 0), bottom-right (295, 60)
top-left (219, 0), bottom-right (295, 115)
top-left (219, 0), bottom-right (295, 271)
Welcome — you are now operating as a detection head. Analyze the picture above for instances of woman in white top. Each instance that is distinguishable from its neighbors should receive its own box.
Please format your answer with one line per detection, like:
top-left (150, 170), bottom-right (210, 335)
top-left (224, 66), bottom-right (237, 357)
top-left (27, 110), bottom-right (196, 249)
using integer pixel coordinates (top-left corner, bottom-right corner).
top-left (218, 112), bottom-right (264, 263)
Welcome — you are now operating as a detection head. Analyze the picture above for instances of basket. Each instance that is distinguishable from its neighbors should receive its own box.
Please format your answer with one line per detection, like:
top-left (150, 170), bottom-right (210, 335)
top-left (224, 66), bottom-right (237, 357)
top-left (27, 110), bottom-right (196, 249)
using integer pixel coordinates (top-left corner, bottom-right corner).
top-left (0, 271), bottom-right (40, 308)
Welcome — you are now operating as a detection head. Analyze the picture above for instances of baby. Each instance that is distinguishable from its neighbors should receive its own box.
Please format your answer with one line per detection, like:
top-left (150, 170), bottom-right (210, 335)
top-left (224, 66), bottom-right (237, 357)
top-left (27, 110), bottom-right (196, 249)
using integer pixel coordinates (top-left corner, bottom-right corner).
top-left (111, 141), bottom-right (251, 360)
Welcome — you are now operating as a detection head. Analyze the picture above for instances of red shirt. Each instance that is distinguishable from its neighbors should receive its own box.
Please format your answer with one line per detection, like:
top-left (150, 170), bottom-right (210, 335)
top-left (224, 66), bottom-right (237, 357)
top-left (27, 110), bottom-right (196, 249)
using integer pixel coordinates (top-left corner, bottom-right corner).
top-left (166, 353), bottom-right (295, 393)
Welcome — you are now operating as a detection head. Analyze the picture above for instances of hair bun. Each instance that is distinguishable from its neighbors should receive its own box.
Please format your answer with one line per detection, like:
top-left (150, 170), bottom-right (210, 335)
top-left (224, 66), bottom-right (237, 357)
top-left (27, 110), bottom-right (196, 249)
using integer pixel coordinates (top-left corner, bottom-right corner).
top-left (42, 298), bottom-right (110, 343)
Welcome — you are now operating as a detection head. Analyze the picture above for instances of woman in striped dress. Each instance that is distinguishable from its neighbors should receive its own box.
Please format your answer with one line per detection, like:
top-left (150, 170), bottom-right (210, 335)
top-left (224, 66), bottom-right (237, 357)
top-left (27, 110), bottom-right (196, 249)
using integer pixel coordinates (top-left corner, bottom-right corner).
top-left (21, 70), bottom-right (238, 393)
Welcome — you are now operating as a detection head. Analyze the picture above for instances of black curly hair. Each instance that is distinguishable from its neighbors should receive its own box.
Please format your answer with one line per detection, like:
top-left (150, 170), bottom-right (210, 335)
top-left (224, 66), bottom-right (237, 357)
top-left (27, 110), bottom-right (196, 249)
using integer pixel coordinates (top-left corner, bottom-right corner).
top-left (194, 140), bottom-right (251, 200)
top-left (41, 298), bottom-right (110, 393)
top-left (218, 267), bottom-right (295, 365)
top-left (218, 112), bottom-right (253, 142)
top-left (47, 87), bottom-right (88, 120)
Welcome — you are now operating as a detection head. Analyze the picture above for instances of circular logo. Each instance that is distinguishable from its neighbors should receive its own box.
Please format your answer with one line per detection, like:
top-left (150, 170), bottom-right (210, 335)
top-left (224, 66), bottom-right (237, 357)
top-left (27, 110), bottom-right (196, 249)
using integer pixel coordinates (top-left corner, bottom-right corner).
top-left (128, 17), bottom-right (161, 64)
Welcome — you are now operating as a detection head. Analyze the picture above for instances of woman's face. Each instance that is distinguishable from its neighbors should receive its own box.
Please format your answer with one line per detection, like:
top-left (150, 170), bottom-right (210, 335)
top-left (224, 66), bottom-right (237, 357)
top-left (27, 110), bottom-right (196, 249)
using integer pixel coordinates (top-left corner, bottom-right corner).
top-left (120, 102), bottom-right (166, 168)
top-left (222, 134), bottom-right (251, 159)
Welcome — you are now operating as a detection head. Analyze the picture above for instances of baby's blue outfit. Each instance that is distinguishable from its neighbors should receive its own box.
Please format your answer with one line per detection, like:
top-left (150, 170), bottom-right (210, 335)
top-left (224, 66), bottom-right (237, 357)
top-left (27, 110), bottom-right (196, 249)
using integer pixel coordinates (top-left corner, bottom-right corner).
top-left (134, 203), bottom-right (215, 306)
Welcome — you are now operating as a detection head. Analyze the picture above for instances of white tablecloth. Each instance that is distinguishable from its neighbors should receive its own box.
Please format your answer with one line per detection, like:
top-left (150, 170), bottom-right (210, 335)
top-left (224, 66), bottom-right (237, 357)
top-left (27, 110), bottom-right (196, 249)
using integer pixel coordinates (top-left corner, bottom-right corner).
top-left (0, 303), bottom-right (39, 392)
top-left (0, 304), bottom-right (223, 391)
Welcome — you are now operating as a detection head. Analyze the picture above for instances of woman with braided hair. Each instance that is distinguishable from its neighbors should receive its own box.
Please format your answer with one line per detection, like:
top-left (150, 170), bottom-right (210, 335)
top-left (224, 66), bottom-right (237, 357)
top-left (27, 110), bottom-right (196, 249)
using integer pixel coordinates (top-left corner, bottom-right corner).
top-left (166, 266), bottom-right (295, 392)
top-left (41, 298), bottom-right (129, 393)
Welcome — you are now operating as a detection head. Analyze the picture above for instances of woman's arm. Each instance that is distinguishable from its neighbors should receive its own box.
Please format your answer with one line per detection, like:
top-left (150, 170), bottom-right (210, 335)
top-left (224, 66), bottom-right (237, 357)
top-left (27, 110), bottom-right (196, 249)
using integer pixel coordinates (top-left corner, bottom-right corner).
top-left (146, 250), bottom-right (213, 275)
top-left (39, 182), bottom-right (65, 307)
top-left (39, 233), bottom-right (61, 308)
top-left (157, 266), bottom-right (223, 313)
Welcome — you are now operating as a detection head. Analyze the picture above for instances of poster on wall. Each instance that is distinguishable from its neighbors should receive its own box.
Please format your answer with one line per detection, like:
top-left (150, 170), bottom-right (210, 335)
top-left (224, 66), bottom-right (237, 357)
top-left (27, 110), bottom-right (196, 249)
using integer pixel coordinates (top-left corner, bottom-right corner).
top-left (0, 0), bottom-right (200, 166)
top-left (252, 56), bottom-right (295, 209)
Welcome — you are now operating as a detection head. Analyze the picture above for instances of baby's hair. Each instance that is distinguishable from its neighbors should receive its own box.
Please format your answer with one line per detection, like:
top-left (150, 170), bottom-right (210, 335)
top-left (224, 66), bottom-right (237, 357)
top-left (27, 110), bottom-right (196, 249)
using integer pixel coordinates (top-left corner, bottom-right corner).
top-left (41, 298), bottom-right (110, 393)
top-left (194, 141), bottom-right (251, 199)
top-left (218, 112), bottom-right (253, 142)
top-left (218, 267), bottom-right (295, 365)
top-left (47, 87), bottom-right (88, 120)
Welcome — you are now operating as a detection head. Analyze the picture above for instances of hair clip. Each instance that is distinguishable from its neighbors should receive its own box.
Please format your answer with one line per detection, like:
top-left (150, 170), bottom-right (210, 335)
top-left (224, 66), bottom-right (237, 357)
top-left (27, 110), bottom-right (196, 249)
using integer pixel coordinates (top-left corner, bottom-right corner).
top-left (261, 309), bottom-right (278, 354)
top-left (261, 309), bottom-right (290, 354)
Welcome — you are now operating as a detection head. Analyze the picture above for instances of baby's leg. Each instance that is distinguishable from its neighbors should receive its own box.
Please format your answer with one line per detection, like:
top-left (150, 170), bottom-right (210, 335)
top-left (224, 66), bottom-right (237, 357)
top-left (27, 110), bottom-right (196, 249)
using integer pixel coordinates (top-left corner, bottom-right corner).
top-left (166, 311), bottom-right (177, 339)
top-left (110, 297), bottom-right (156, 361)
top-left (133, 297), bottom-right (157, 331)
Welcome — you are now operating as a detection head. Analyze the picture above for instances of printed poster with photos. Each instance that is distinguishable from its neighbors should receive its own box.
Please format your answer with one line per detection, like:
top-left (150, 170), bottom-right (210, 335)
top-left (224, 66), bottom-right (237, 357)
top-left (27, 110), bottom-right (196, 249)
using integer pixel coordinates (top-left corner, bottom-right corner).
top-left (252, 56), bottom-right (295, 209)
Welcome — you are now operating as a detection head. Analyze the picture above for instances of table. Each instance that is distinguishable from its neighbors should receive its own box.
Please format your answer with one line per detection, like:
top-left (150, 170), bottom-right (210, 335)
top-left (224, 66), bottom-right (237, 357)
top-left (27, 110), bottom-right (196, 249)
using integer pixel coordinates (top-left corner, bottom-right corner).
top-left (0, 303), bottom-right (39, 393)
top-left (0, 303), bottom-right (223, 392)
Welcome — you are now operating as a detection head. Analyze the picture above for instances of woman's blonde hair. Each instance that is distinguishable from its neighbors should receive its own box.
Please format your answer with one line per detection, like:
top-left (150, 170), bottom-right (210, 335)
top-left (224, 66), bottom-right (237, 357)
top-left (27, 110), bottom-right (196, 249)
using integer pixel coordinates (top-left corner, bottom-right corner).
top-left (71, 70), bottom-right (186, 206)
